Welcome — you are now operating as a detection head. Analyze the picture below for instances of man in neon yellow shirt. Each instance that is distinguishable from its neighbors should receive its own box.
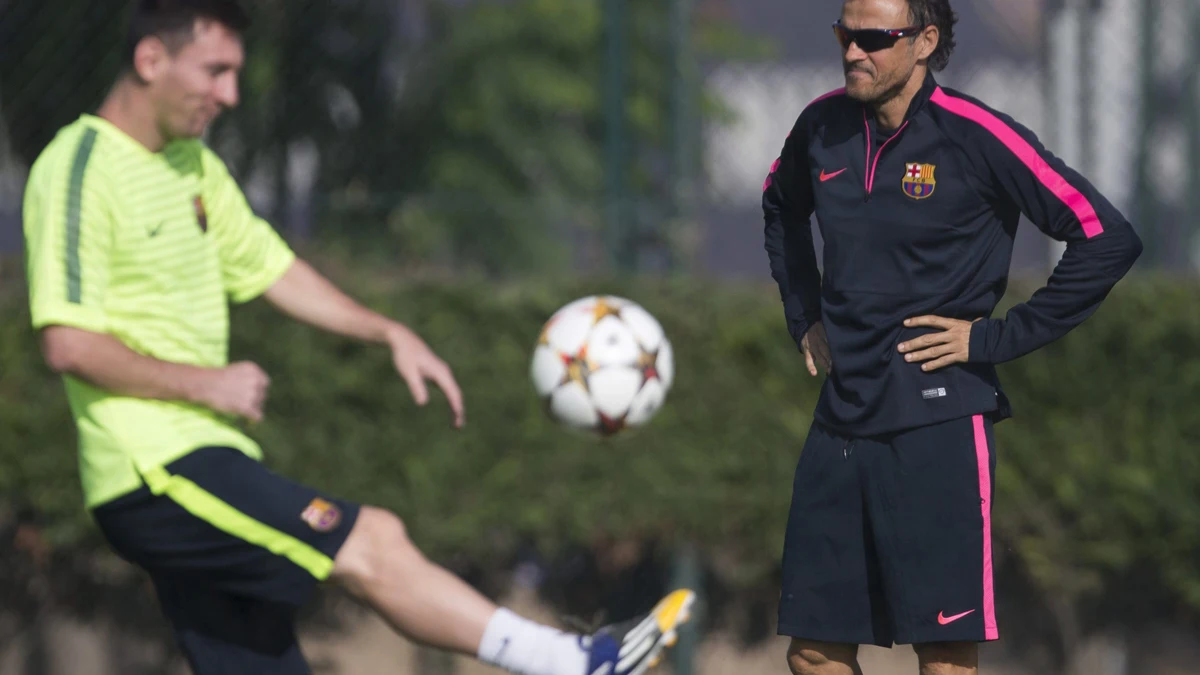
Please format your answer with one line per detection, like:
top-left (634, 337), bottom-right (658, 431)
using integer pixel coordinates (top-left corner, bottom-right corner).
top-left (23, 2), bottom-right (693, 673)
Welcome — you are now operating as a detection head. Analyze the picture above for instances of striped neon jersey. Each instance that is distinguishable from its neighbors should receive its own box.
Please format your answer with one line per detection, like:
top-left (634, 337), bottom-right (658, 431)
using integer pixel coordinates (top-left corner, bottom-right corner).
top-left (23, 114), bottom-right (295, 508)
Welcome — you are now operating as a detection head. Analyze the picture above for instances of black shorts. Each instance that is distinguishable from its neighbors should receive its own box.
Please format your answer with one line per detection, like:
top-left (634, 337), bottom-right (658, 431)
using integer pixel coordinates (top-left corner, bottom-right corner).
top-left (777, 414), bottom-right (998, 646)
top-left (91, 447), bottom-right (361, 675)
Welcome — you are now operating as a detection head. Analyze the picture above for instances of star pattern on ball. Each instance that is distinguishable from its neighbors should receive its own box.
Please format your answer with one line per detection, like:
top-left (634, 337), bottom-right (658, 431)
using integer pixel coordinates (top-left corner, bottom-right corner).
top-left (637, 348), bottom-right (659, 382)
top-left (530, 295), bottom-right (672, 437)
top-left (560, 345), bottom-right (591, 392)
top-left (598, 412), bottom-right (627, 436)
top-left (592, 297), bottom-right (623, 323)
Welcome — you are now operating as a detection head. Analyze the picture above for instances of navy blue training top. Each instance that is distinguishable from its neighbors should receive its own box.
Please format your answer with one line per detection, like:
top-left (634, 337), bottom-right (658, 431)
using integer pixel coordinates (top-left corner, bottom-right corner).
top-left (762, 72), bottom-right (1143, 437)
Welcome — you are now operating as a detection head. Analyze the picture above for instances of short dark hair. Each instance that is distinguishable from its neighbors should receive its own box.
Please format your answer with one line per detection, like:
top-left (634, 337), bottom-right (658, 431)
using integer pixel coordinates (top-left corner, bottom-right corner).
top-left (906, 0), bottom-right (957, 71)
top-left (125, 0), bottom-right (251, 65)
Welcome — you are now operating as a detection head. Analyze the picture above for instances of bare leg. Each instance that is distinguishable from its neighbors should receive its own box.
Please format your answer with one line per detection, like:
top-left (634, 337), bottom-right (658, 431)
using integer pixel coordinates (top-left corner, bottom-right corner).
top-left (328, 505), bottom-right (694, 675)
top-left (787, 639), bottom-right (863, 675)
top-left (330, 506), bottom-right (494, 654)
top-left (914, 641), bottom-right (978, 675)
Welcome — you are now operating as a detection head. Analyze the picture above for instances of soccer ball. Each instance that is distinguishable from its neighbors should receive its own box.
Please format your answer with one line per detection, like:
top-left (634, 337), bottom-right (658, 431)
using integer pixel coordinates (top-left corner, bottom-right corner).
top-left (530, 295), bottom-right (674, 436)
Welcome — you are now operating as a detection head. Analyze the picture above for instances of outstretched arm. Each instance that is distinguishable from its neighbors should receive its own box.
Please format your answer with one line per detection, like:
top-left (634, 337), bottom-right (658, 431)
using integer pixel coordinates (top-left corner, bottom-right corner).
top-left (263, 259), bottom-right (465, 428)
top-left (201, 146), bottom-right (466, 428)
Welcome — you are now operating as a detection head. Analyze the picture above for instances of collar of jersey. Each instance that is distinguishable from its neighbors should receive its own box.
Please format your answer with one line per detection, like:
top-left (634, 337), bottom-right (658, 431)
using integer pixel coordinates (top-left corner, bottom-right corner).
top-left (861, 71), bottom-right (939, 132)
top-left (80, 113), bottom-right (175, 159)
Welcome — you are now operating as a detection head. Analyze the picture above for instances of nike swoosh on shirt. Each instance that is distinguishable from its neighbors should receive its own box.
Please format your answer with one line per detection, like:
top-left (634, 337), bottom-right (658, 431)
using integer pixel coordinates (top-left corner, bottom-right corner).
top-left (819, 168), bottom-right (847, 182)
top-left (937, 609), bottom-right (976, 625)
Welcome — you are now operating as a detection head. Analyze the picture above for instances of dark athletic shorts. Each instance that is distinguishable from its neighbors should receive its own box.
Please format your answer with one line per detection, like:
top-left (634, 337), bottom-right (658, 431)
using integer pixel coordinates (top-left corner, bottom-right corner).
top-left (91, 447), bottom-right (361, 675)
top-left (777, 414), bottom-right (999, 646)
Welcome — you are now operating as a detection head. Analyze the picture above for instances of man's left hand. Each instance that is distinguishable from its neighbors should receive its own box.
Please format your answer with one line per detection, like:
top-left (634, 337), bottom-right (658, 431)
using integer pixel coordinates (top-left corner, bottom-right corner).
top-left (387, 324), bottom-right (466, 429)
top-left (897, 316), bottom-right (980, 372)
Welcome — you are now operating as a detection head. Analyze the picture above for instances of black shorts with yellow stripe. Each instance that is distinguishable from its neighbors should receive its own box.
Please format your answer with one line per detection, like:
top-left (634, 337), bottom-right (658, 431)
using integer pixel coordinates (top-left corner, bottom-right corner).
top-left (91, 447), bottom-right (360, 675)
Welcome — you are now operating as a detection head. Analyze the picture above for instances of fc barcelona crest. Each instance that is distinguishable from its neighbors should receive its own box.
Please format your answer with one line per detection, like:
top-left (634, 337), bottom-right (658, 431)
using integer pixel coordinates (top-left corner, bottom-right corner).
top-left (194, 195), bottom-right (208, 232)
top-left (902, 163), bottom-right (936, 199)
top-left (301, 497), bottom-right (342, 532)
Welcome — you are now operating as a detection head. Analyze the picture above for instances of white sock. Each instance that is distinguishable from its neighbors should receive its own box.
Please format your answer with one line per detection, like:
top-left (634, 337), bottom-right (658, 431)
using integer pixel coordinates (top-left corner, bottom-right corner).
top-left (477, 608), bottom-right (589, 675)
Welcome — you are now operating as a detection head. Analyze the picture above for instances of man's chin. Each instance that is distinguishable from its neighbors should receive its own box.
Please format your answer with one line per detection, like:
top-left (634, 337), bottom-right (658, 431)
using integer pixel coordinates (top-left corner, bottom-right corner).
top-left (185, 116), bottom-right (218, 139)
top-left (844, 73), bottom-right (875, 99)
top-left (844, 82), bottom-right (875, 102)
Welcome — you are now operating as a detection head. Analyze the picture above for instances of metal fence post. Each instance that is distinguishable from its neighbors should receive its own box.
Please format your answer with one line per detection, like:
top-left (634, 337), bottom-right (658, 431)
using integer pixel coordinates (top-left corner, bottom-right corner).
top-left (605, 0), bottom-right (631, 272)
top-left (1188, 0), bottom-right (1200, 270)
top-left (1132, 0), bottom-right (1159, 266)
top-left (670, 543), bottom-right (703, 675)
top-left (665, 0), bottom-right (693, 274)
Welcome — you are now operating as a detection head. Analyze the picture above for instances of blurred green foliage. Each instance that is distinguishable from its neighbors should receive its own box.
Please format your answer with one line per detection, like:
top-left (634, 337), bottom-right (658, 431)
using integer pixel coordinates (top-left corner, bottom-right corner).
top-left (2, 270), bottom-right (1198, 632)
top-left (0, 0), bottom-right (772, 275)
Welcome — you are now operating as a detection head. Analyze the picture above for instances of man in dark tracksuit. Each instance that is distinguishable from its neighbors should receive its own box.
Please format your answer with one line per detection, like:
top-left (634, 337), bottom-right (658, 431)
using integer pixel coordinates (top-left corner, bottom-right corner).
top-left (762, 1), bottom-right (1142, 674)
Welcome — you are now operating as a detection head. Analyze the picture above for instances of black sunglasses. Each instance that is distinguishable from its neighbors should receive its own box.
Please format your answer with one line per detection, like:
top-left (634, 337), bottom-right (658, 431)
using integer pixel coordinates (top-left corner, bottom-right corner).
top-left (832, 21), bottom-right (923, 52)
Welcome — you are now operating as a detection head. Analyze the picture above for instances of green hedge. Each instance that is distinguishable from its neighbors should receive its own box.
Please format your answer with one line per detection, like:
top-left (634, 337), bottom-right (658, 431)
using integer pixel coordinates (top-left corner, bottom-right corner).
top-left (2, 270), bottom-right (1198, 618)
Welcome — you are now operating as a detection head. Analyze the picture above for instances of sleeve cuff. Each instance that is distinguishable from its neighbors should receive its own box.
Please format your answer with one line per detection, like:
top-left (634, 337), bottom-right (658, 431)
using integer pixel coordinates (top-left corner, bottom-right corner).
top-left (228, 248), bottom-right (296, 304)
top-left (787, 322), bottom-right (808, 352)
top-left (968, 318), bottom-right (998, 363)
top-left (787, 312), bottom-right (822, 352)
top-left (31, 305), bottom-right (109, 334)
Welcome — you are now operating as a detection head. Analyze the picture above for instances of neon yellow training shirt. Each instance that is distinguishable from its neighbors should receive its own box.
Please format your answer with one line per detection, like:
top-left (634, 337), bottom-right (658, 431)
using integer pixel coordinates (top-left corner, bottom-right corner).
top-left (23, 114), bottom-right (296, 508)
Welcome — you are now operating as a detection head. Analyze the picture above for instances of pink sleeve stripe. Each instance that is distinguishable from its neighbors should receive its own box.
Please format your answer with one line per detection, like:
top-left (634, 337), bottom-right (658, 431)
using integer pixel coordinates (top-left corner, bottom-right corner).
top-left (808, 88), bottom-right (846, 108)
top-left (930, 87), bottom-right (1103, 239)
top-left (763, 89), bottom-right (845, 193)
top-left (763, 157), bottom-right (782, 192)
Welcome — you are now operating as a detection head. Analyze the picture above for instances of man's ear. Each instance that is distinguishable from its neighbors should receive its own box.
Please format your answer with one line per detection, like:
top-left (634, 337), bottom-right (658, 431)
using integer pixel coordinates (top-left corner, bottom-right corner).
top-left (132, 36), bottom-right (171, 84)
top-left (916, 25), bottom-right (940, 62)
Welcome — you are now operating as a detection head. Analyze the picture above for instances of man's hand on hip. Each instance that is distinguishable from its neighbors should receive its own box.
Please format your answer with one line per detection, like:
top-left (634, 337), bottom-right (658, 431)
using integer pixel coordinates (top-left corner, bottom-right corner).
top-left (897, 316), bottom-right (980, 372)
top-left (801, 322), bottom-right (832, 376)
